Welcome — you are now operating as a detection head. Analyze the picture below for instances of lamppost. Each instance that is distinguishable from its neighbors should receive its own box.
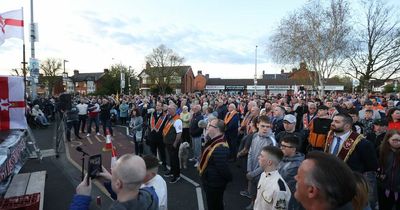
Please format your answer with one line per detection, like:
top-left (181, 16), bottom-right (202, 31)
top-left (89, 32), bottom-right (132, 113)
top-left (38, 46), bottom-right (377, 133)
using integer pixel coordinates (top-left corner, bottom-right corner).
top-left (254, 45), bottom-right (258, 95)
top-left (63, 60), bottom-right (68, 92)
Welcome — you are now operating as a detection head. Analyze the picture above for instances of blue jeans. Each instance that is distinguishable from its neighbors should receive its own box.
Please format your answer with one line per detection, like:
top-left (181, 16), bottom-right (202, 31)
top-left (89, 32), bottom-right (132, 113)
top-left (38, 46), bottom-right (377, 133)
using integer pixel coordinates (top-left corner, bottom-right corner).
top-left (87, 116), bottom-right (99, 133)
top-left (192, 136), bottom-right (202, 160)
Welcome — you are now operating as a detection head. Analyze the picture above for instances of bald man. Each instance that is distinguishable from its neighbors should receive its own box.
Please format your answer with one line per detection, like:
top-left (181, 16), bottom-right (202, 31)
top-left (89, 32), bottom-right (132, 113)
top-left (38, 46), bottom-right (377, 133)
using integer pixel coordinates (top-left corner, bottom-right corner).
top-left (224, 103), bottom-right (240, 161)
top-left (69, 154), bottom-right (158, 210)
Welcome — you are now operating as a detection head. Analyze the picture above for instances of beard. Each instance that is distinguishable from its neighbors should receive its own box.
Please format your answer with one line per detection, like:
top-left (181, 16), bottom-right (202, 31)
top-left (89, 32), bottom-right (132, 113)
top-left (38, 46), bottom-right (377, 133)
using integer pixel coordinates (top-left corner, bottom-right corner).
top-left (331, 125), bottom-right (345, 133)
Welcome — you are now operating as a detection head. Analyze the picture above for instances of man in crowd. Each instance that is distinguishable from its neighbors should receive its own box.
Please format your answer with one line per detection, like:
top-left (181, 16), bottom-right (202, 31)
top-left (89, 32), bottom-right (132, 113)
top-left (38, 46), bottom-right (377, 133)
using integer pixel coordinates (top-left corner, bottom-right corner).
top-left (142, 154), bottom-right (168, 210)
top-left (199, 118), bottom-right (232, 210)
top-left (324, 113), bottom-right (379, 209)
top-left (86, 98), bottom-right (100, 136)
top-left (294, 151), bottom-right (356, 210)
top-left (239, 101), bottom-right (257, 136)
top-left (307, 105), bottom-right (332, 151)
top-left (278, 135), bottom-right (304, 210)
top-left (66, 102), bottom-right (82, 141)
top-left (163, 104), bottom-right (183, 183)
top-left (275, 114), bottom-right (306, 153)
top-left (99, 98), bottom-right (113, 136)
top-left (224, 103), bottom-right (240, 161)
top-left (254, 146), bottom-right (291, 210)
top-left (272, 106), bottom-right (286, 135)
top-left (148, 101), bottom-right (167, 168)
top-left (217, 99), bottom-right (228, 120)
top-left (243, 115), bottom-right (277, 209)
top-left (76, 98), bottom-right (88, 133)
top-left (69, 154), bottom-right (158, 210)
top-left (190, 104), bottom-right (204, 167)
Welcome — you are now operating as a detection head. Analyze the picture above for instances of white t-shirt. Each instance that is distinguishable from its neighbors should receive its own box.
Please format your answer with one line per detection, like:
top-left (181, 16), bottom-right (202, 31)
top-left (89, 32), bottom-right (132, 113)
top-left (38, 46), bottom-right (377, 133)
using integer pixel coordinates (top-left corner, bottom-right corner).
top-left (76, 103), bottom-right (88, 115)
top-left (173, 119), bottom-right (183, 133)
top-left (141, 174), bottom-right (168, 210)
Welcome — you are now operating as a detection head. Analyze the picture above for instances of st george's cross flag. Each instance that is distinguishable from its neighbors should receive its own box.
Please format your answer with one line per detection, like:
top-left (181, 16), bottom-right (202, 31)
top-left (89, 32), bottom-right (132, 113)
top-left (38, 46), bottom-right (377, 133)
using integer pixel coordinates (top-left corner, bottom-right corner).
top-left (0, 76), bottom-right (27, 131)
top-left (0, 9), bottom-right (24, 46)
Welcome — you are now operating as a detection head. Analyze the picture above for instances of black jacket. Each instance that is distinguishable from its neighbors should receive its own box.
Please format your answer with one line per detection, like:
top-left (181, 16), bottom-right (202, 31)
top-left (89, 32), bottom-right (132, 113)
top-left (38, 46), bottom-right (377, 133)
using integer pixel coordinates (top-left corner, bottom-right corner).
top-left (190, 112), bottom-right (204, 137)
top-left (201, 137), bottom-right (232, 188)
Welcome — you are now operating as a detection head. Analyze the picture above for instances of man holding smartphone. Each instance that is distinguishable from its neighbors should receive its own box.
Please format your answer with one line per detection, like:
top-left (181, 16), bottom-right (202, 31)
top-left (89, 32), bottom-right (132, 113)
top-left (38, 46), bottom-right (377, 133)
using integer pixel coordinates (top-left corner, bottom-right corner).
top-left (69, 154), bottom-right (158, 210)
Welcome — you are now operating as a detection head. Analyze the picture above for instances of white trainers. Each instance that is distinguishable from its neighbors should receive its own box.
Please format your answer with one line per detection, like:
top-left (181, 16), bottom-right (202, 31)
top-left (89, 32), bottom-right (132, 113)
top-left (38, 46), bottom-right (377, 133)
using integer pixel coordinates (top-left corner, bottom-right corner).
top-left (86, 134), bottom-right (90, 137)
top-left (189, 157), bottom-right (197, 162)
top-left (194, 162), bottom-right (199, 168)
top-left (96, 132), bottom-right (101, 135)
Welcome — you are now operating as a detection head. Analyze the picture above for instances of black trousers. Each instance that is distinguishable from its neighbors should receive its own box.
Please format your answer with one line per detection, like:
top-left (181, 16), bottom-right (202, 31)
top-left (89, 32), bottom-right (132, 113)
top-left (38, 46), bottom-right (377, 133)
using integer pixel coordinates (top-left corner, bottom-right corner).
top-left (379, 189), bottom-right (400, 210)
top-left (204, 186), bottom-right (225, 210)
top-left (166, 143), bottom-right (180, 177)
top-left (149, 137), bottom-right (167, 166)
top-left (78, 115), bottom-right (87, 132)
top-left (66, 120), bottom-right (79, 141)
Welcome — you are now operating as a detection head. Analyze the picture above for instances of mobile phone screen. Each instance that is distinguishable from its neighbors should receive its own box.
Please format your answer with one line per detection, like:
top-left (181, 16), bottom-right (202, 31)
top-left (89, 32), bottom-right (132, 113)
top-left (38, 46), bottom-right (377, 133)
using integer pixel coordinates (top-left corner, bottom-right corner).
top-left (88, 154), bottom-right (102, 179)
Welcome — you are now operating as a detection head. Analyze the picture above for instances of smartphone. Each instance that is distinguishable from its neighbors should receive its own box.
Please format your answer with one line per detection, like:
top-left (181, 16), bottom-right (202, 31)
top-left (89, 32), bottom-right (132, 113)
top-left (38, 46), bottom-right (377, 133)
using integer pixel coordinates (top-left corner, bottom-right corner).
top-left (87, 154), bottom-right (102, 185)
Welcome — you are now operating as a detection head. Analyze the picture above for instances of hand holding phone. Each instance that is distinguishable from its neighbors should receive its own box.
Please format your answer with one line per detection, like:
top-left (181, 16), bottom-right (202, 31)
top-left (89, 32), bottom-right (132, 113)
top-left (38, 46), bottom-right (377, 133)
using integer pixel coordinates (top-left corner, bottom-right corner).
top-left (88, 154), bottom-right (103, 179)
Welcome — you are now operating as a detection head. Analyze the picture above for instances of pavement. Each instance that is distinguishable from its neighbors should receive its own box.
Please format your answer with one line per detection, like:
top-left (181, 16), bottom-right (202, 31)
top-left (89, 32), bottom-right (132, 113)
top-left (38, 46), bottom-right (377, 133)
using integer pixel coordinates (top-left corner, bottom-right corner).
top-left (16, 121), bottom-right (253, 210)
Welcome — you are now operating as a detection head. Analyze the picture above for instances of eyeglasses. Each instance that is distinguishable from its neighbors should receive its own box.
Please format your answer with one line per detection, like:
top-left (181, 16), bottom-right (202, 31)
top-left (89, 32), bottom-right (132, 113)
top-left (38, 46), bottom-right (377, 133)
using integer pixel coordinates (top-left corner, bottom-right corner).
top-left (280, 144), bottom-right (295, 149)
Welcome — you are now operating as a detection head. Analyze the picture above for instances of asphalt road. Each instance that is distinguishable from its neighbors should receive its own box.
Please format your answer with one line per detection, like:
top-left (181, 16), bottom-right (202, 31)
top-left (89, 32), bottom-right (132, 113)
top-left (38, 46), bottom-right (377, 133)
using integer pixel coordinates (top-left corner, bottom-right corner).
top-left (19, 123), bottom-right (252, 210)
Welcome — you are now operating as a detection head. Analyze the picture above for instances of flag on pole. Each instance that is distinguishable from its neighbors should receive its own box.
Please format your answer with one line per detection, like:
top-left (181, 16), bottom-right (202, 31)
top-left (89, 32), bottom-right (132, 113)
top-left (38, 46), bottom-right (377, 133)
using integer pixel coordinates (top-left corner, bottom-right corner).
top-left (0, 76), bottom-right (27, 131)
top-left (0, 8), bottom-right (24, 45)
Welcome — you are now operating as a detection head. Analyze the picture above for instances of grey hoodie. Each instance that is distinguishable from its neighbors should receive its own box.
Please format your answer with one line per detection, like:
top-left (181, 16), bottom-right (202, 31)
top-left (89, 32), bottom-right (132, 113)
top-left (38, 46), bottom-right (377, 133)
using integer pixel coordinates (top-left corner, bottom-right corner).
top-left (278, 152), bottom-right (305, 194)
top-left (247, 132), bottom-right (277, 178)
top-left (109, 189), bottom-right (158, 210)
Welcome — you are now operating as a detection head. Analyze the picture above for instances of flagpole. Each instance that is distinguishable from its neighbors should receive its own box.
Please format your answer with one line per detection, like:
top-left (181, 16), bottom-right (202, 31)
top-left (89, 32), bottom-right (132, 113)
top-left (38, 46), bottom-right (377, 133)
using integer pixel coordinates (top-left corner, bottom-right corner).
top-left (21, 7), bottom-right (27, 100)
top-left (30, 0), bottom-right (37, 99)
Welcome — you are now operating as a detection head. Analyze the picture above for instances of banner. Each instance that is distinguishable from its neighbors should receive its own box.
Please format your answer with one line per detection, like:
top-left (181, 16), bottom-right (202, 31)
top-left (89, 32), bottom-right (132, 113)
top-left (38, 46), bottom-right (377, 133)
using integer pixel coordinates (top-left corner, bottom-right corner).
top-left (0, 76), bottom-right (27, 130)
top-left (0, 9), bottom-right (24, 45)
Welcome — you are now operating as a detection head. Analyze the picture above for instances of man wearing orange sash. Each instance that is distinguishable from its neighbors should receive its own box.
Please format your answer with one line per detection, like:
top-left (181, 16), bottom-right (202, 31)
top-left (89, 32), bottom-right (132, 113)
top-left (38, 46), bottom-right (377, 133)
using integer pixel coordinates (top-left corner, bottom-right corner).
top-left (162, 104), bottom-right (183, 184)
top-left (148, 101), bottom-right (167, 168)
top-left (224, 103), bottom-right (240, 161)
top-left (199, 118), bottom-right (232, 210)
top-left (324, 113), bottom-right (379, 209)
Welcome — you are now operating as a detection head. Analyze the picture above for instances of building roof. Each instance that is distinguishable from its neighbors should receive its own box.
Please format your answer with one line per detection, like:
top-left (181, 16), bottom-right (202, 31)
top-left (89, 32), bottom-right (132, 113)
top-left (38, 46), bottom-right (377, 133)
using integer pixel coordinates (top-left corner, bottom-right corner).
top-left (206, 77), bottom-right (343, 86)
top-left (138, 66), bottom-right (192, 77)
top-left (72, 72), bottom-right (104, 82)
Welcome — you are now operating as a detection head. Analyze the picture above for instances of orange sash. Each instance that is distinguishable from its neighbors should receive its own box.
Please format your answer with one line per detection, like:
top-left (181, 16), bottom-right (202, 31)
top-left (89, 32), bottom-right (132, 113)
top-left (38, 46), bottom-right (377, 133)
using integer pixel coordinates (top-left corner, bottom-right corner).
top-left (150, 112), bottom-right (166, 132)
top-left (324, 131), bottom-right (363, 162)
top-left (162, 115), bottom-right (180, 137)
top-left (198, 136), bottom-right (229, 175)
top-left (224, 110), bottom-right (237, 125)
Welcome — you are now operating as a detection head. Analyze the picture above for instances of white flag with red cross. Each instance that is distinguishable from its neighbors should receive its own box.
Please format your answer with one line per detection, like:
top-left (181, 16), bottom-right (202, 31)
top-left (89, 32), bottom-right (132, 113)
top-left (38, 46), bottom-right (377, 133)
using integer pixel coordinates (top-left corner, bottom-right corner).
top-left (0, 76), bottom-right (27, 130)
top-left (0, 8), bottom-right (24, 46)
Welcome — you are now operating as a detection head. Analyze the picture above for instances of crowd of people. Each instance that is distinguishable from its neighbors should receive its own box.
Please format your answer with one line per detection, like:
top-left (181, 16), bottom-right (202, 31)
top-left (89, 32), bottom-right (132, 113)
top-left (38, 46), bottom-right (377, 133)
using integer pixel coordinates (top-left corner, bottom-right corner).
top-left (27, 91), bottom-right (400, 210)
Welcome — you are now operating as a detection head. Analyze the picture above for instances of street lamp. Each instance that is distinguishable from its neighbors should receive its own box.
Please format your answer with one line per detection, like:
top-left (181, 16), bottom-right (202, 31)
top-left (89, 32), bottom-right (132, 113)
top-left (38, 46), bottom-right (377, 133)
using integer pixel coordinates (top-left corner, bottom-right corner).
top-left (254, 45), bottom-right (258, 95)
top-left (63, 60), bottom-right (69, 92)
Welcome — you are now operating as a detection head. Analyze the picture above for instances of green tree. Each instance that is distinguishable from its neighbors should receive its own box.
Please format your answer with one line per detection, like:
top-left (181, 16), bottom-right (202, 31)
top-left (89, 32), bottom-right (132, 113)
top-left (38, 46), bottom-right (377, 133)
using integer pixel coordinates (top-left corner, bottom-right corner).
top-left (145, 44), bottom-right (184, 94)
top-left (95, 64), bottom-right (137, 95)
top-left (40, 58), bottom-right (62, 95)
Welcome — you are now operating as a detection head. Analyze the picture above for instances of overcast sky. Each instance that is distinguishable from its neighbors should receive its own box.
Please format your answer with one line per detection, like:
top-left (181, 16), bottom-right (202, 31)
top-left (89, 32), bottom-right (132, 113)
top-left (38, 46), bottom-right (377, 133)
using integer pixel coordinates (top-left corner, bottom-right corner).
top-left (1, 0), bottom-right (399, 79)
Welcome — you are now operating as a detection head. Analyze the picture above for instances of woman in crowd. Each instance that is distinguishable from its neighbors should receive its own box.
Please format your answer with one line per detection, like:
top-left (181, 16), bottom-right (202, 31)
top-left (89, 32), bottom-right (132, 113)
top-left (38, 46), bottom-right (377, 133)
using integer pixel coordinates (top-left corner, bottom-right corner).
top-left (130, 108), bottom-right (143, 156)
top-left (180, 106), bottom-right (191, 143)
top-left (387, 107), bottom-right (400, 130)
top-left (378, 129), bottom-right (400, 209)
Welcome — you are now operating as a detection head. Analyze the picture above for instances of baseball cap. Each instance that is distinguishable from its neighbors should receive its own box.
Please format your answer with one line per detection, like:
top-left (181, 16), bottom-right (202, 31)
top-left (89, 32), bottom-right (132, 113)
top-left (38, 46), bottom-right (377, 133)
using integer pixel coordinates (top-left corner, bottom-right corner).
top-left (373, 119), bottom-right (388, 126)
top-left (283, 114), bottom-right (296, 124)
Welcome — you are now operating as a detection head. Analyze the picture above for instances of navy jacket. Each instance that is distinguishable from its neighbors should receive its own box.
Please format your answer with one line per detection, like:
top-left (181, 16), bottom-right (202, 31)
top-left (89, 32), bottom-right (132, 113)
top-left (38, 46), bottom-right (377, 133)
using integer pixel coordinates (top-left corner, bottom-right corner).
top-left (201, 138), bottom-right (233, 189)
top-left (190, 112), bottom-right (204, 137)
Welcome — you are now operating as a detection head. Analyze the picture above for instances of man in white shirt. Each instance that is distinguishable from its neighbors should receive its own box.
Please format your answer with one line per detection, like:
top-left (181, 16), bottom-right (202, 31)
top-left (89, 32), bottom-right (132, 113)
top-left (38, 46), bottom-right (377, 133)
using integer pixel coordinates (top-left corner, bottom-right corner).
top-left (254, 146), bottom-right (291, 210)
top-left (142, 155), bottom-right (168, 210)
top-left (76, 98), bottom-right (88, 133)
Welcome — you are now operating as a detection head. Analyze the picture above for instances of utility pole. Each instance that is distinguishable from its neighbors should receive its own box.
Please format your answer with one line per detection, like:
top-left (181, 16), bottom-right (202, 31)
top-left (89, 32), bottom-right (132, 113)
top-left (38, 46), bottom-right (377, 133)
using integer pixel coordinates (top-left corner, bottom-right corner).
top-left (254, 45), bottom-right (258, 95)
top-left (30, 0), bottom-right (37, 99)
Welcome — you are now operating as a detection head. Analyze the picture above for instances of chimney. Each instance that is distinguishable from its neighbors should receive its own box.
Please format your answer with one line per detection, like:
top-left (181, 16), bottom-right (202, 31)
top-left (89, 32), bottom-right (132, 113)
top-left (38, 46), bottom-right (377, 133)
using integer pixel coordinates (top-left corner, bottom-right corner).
top-left (74, 70), bottom-right (79, 77)
top-left (146, 62), bottom-right (151, 69)
top-left (281, 69), bottom-right (284, 74)
top-left (197, 70), bottom-right (202, 75)
top-left (300, 62), bottom-right (307, 70)
top-left (104, 69), bottom-right (109, 73)
top-left (205, 74), bottom-right (209, 79)
top-left (262, 70), bottom-right (265, 75)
